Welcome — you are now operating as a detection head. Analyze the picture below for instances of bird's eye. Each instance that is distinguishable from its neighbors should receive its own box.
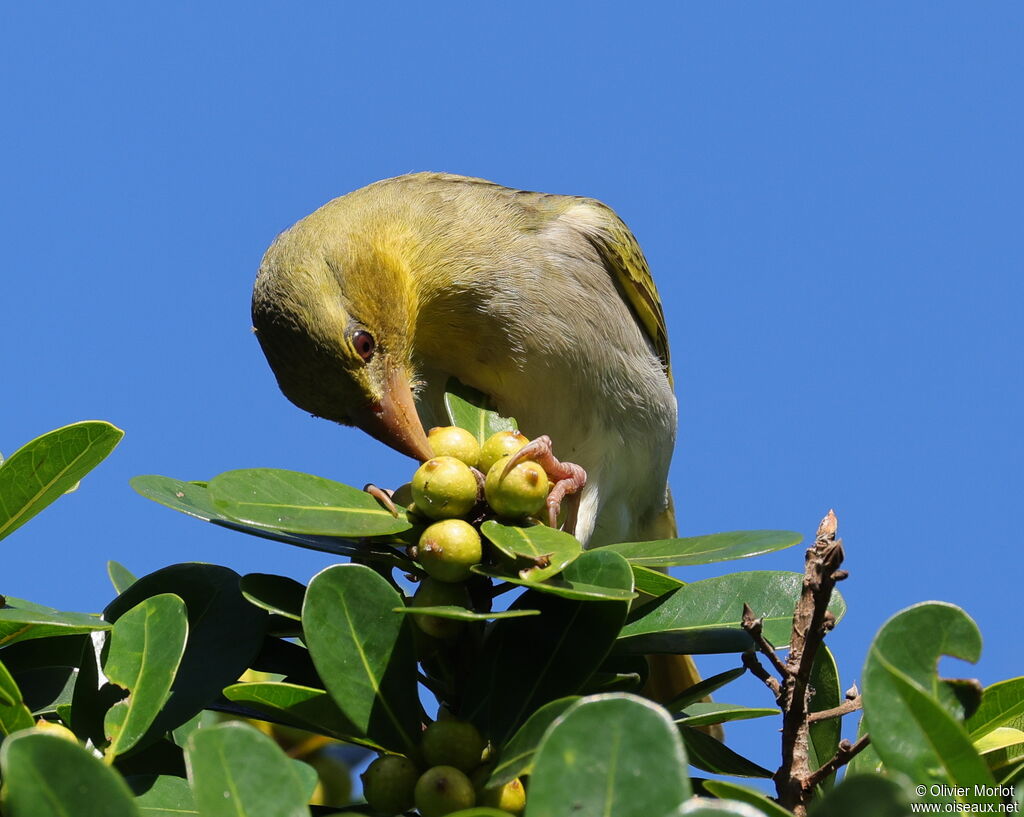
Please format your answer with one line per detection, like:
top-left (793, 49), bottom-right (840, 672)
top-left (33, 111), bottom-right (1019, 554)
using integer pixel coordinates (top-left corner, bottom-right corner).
top-left (353, 330), bottom-right (375, 362)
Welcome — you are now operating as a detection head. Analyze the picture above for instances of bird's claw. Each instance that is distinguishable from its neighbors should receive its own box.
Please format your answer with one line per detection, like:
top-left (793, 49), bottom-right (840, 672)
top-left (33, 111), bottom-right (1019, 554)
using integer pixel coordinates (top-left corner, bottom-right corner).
top-left (363, 483), bottom-right (399, 517)
top-left (502, 435), bottom-right (587, 532)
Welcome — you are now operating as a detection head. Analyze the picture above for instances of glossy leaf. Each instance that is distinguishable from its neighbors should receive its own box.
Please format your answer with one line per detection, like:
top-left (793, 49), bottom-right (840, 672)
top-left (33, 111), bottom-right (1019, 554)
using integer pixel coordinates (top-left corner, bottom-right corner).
top-left (186, 722), bottom-right (310, 817)
top-left (807, 645), bottom-right (842, 790)
top-left (862, 602), bottom-right (996, 804)
top-left (806, 773), bottom-right (912, 817)
top-left (103, 594), bottom-right (189, 759)
top-left (526, 693), bottom-right (690, 817)
top-left (1, 731), bottom-right (140, 816)
top-left (396, 605), bottom-right (540, 621)
top-left (241, 573), bottom-right (306, 621)
top-left (131, 475), bottom-right (413, 567)
top-left (603, 529), bottom-right (802, 567)
top-left (108, 561), bottom-right (138, 594)
top-left (975, 727), bottom-right (1024, 756)
top-left (480, 520), bottom-right (582, 581)
top-left (0, 658), bottom-right (34, 735)
top-left (222, 680), bottom-right (380, 748)
top-left (700, 781), bottom-right (792, 817)
top-left (632, 564), bottom-right (686, 598)
top-left (486, 697), bottom-right (579, 788)
top-left (0, 596), bottom-right (110, 648)
top-left (464, 550), bottom-right (633, 743)
top-left (443, 377), bottom-right (517, 442)
top-left (473, 546), bottom-right (637, 602)
top-left (680, 726), bottom-right (774, 778)
top-left (302, 564), bottom-right (419, 754)
top-left (666, 667), bottom-right (746, 711)
top-left (616, 571), bottom-right (846, 656)
top-left (129, 775), bottom-right (198, 816)
top-left (104, 563), bottom-right (266, 740)
top-left (967, 677), bottom-right (1024, 739)
top-left (208, 468), bottom-right (412, 537)
top-left (0, 421), bottom-right (123, 541)
top-left (675, 801), bottom-right (766, 817)
top-left (673, 702), bottom-right (778, 727)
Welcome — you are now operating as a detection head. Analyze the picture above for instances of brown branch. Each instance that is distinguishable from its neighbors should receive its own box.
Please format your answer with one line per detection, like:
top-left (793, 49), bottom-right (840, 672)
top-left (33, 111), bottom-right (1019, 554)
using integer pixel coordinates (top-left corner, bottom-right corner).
top-left (803, 735), bottom-right (871, 791)
top-left (807, 695), bottom-right (862, 723)
top-left (742, 649), bottom-right (782, 697)
top-left (773, 510), bottom-right (849, 816)
top-left (742, 603), bottom-right (791, 680)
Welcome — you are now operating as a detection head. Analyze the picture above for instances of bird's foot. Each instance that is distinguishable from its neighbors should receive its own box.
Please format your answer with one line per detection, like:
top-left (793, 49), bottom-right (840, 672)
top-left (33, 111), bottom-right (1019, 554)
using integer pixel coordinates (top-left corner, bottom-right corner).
top-left (502, 435), bottom-right (587, 531)
top-left (363, 483), bottom-right (399, 517)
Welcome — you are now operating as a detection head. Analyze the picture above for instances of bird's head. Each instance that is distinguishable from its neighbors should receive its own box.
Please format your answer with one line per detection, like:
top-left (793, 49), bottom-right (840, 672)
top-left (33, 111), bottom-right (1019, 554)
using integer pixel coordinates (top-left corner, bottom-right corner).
top-left (251, 199), bottom-right (434, 462)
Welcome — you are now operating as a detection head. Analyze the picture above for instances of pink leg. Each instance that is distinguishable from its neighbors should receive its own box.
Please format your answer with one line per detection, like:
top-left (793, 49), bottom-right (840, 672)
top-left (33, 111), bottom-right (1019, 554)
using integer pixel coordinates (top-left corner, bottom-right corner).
top-left (502, 435), bottom-right (587, 530)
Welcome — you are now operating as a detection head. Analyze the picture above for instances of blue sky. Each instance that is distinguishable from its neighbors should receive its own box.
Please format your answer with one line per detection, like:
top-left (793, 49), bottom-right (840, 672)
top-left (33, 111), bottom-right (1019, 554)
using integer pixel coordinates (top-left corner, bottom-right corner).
top-left (2, 3), bottom-right (1021, 777)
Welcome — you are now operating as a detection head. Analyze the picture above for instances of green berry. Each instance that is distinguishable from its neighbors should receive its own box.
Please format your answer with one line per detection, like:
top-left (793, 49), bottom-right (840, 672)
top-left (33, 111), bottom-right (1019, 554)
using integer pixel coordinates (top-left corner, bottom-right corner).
top-left (360, 754), bottom-right (418, 814)
top-left (479, 430), bottom-right (529, 474)
top-left (421, 719), bottom-right (486, 773)
top-left (417, 519), bottom-right (483, 582)
top-left (411, 578), bottom-right (471, 639)
top-left (414, 766), bottom-right (476, 817)
top-left (484, 455), bottom-right (549, 519)
top-left (428, 426), bottom-right (481, 467)
top-left (411, 456), bottom-right (479, 520)
top-left (478, 777), bottom-right (527, 815)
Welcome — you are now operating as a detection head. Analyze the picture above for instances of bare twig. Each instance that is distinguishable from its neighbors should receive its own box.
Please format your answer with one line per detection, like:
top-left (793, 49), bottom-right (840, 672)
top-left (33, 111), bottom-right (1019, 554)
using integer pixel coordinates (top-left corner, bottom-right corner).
top-left (803, 735), bottom-right (871, 791)
top-left (807, 695), bottom-right (862, 723)
top-left (773, 509), bottom-right (850, 816)
top-left (742, 649), bottom-right (782, 697)
top-left (742, 604), bottom-right (791, 680)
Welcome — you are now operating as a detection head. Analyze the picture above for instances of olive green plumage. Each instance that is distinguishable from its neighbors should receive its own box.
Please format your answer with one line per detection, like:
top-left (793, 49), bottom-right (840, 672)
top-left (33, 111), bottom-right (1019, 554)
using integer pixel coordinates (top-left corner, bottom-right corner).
top-left (252, 172), bottom-right (677, 547)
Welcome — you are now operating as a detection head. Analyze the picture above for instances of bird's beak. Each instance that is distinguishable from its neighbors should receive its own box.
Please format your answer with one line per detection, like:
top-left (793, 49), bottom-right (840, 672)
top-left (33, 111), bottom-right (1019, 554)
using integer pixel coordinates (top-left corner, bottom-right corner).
top-left (359, 364), bottom-right (434, 462)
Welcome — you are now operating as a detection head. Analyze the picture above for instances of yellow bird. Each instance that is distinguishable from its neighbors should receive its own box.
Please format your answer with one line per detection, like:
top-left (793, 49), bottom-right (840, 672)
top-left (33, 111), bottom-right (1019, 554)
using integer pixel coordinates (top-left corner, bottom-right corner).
top-left (252, 172), bottom-right (694, 698)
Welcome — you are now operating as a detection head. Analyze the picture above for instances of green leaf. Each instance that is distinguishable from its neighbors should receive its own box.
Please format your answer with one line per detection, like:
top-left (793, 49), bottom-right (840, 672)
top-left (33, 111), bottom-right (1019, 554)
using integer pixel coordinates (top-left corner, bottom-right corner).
top-left (480, 520), bottom-right (582, 581)
top-left (674, 800), bottom-right (767, 817)
top-left (486, 697), bottom-right (579, 788)
top-left (208, 468), bottom-right (413, 537)
top-left (443, 377), bottom-right (517, 443)
top-left (975, 727), bottom-right (1024, 755)
top-left (673, 702), bottom-right (779, 727)
top-left (632, 564), bottom-right (686, 598)
top-left (0, 421), bottom-right (123, 541)
top-left (0, 596), bottom-right (111, 648)
top-left (602, 529), bottom-right (802, 568)
top-left (186, 722), bottom-right (311, 817)
top-left (967, 677), bottom-right (1024, 739)
top-left (526, 693), bottom-right (691, 817)
top-left (862, 602), bottom-right (995, 804)
top-left (473, 546), bottom-right (638, 602)
top-left (463, 550), bottom-right (633, 744)
top-left (240, 573), bottom-right (306, 621)
top-left (700, 781), bottom-right (792, 817)
top-left (616, 571), bottom-right (846, 656)
top-left (679, 726), bottom-right (774, 778)
top-left (131, 475), bottom-right (412, 567)
top-left (222, 680), bottom-right (380, 749)
top-left (806, 773), bottom-right (912, 817)
top-left (396, 605), bottom-right (540, 621)
top-left (108, 561), bottom-right (138, 594)
top-left (302, 564), bottom-right (419, 754)
top-left (665, 667), bottom-right (746, 711)
top-left (129, 775), bottom-right (198, 816)
top-left (103, 594), bottom-right (189, 759)
top-left (104, 563), bottom-right (267, 741)
top-left (448, 810), bottom-right (525, 817)
top-left (1, 731), bottom-right (141, 816)
top-left (0, 658), bottom-right (34, 735)
top-left (807, 645), bottom-right (842, 791)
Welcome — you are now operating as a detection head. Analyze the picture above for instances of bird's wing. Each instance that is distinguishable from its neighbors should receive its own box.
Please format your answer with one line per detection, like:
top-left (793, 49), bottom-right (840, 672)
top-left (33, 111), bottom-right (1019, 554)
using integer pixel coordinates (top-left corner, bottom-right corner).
top-left (558, 199), bottom-right (672, 382)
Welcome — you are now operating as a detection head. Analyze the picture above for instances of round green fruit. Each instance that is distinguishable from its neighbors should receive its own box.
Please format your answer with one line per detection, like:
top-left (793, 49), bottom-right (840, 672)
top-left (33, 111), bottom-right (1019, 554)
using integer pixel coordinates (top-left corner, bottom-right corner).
top-left (417, 519), bottom-right (483, 582)
top-left (411, 456), bottom-right (479, 520)
top-left (479, 430), bottom-right (529, 474)
top-left (360, 754), bottom-right (418, 814)
top-left (428, 426), bottom-right (482, 467)
top-left (411, 578), bottom-right (471, 640)
top-left (478, 777), bottom-right (527, 815)
top-left (484, 455), bottom-right (549, 519)
top-left (414, 766), bottom-right (476, 817)
top-left (421, 719), bottom-right (486, 774)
